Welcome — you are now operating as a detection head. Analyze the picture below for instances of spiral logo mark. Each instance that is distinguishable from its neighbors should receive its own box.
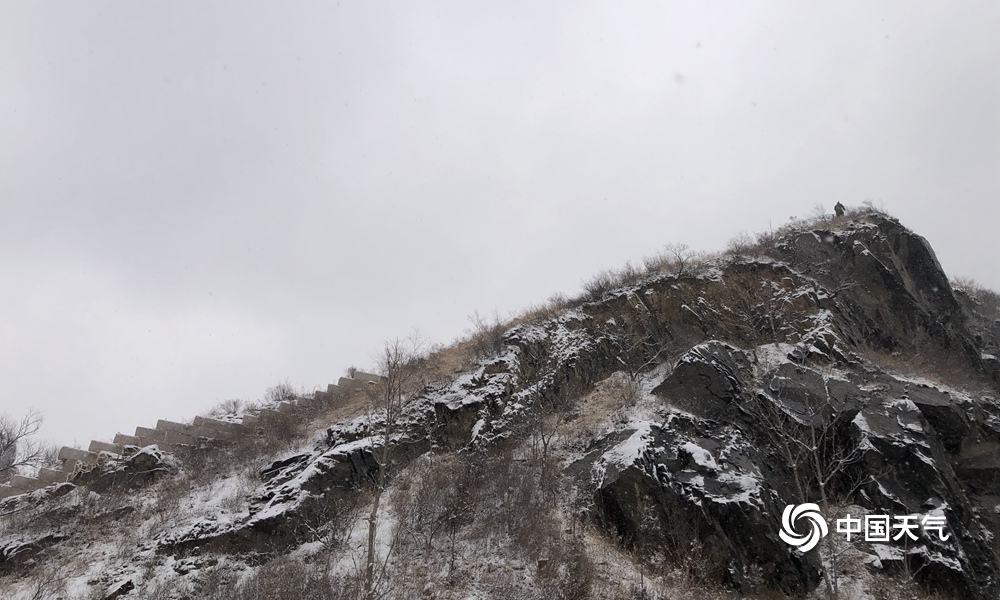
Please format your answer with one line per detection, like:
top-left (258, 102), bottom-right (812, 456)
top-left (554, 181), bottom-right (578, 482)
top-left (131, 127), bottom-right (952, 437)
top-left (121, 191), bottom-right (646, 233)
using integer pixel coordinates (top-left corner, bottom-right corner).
top-left (779, 503), bottom-right (828, 552)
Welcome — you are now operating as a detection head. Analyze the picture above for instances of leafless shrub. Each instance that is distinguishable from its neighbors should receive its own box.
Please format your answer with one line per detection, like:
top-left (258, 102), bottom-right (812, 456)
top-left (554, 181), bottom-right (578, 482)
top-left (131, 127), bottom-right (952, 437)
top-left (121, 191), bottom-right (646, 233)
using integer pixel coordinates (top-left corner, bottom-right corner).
top-left (297, 492), bottom-right (365, 555)
top-left (641, 250), bottom-right (671, 274)
top-left (211, 398), bottom-right (244, 417)
top-left (598, 261), bottom-right (650, 289)
top-left (263, 380), bottom-right (298, 405)
top-left (0, 408), bottom-right (45, 482)
top-left (462, 453), bottom-right (561, 558)
top-left (467, 309), bottom-right (508, 359)
top-left (642, 242), bottom-right (696, 279)
top-left (21, 555), bottom-right (72, 600)
top-left (866, 574), bottom-right (954, 600)
top-left (725, 230), bottom-right (756, 257)
top-left (953, 276), bottom-right (979, 293)
top-left (194, 558), bottom-right (359, 600)
top-left (752, 224), bottom-right (783, 255)
top-left (857, 199), bottom-right (888, 215)
top-left (582, 269), bottom-right (618, 301)
top-left (547, 292), bottom-right (571, 310)
top-left (508, 292), bottom-right (580, 330)
top-left (618, 260), bottom-right (643, 286)
top-left (518, 302), bottom-right (560, 324)
top-left (476, 569), bottom-right (525, 599)
top-left (393, 454), bottom-right (472, 571)
top-left (145, 478), bottom-right (190, 539)
top-left (954, 276), bottom-right (1000, 319)
top-left (605, 372), bottom-right (642, 410)
top-left (538, 538), bottom-right (594, 600)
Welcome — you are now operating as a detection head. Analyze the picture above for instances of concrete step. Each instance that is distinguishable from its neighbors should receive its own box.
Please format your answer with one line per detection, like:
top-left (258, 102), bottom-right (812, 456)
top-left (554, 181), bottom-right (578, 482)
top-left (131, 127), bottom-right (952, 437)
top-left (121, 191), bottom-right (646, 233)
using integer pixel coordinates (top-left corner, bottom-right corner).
top-left (277, 402), bottom-right (296, 414)
top-left (10, 475), bottom-right (46, 492)
top-left (312, 384), bottom-right (347, 404)
top-left (240, 414), bottom-right (260, 427)
top-left (0, 486), bottom-right (21, 500)
top-left (354, 371), bottom-right (383, 384)
top-left (88, 440), bottom-right (121, 455)
top-left (177, 425), bottom-right (211, 438)
top-left (337, 377), bottom-right (360, 390)
top-left (58, 447), bottom-right (99, 465)
top-left (114, 433), bottom-right (142, 447)
top-left (156, 419), bottom-right (188, 433)
top-left (134, 427), bottom-right (166, 442)
top-left (164, 431), bottom-right (196, 446)
top-left (189, 419), bottom-right (239, 440)
top-left (337, 373), bottom-right (383, 390)
top-left (192, 416), bottom-right (244, 434)
top-left (37, 467), bottom-right (69, 484)
top-left (257, 408), bottom-right (283, 419)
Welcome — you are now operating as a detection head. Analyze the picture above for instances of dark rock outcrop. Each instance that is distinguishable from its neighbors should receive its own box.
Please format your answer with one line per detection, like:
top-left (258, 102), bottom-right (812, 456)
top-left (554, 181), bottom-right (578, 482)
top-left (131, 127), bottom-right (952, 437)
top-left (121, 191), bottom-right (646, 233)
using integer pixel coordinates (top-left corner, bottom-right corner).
top-left (71, 446), bottom-right (173, 493)
top-left (0, 533), bottom-right (68, 575)
top-left (145, 214), bottom-right (1000, 597)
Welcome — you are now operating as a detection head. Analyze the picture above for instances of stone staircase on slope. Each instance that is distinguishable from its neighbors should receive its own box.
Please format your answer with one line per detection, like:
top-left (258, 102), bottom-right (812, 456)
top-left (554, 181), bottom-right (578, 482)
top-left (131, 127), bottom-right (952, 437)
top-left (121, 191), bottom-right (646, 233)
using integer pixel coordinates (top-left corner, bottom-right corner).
top-left (0, 371), bottom-right (383, 500)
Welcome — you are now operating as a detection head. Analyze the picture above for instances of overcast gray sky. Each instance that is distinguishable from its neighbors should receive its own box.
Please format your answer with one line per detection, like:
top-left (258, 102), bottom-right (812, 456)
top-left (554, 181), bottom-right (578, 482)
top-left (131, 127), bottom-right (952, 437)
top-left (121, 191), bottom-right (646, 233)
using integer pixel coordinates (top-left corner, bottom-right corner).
top-left (2, 2), bottom-right (998, 448)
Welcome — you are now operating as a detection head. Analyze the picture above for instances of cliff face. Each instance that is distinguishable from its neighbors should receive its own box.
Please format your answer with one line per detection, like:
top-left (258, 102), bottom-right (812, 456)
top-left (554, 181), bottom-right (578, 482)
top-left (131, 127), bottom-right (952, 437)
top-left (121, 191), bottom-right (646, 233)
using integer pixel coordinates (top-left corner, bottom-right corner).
top-left (3, 212), bottom-right (1000, 599)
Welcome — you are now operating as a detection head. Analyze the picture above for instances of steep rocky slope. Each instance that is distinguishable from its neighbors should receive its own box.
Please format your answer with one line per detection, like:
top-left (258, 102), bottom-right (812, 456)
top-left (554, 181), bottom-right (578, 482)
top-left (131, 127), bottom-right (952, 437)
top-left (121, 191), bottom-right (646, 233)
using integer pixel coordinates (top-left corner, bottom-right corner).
top-left (2, 211), bottom-right (999, 600)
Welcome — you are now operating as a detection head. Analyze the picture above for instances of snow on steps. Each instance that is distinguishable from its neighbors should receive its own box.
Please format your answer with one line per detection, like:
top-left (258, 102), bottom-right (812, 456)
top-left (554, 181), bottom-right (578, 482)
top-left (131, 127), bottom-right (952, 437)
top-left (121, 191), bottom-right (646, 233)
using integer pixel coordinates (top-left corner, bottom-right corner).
top-left (0, 373), bottom-right (384, 500)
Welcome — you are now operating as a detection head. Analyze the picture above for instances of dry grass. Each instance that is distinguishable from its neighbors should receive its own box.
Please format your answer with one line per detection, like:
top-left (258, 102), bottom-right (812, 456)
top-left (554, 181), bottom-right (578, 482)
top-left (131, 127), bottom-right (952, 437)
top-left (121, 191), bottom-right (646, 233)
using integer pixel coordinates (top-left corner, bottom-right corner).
top-left (551, 372), bottom-right (648, 458)
top-left (445, 207), bottom-right (893, 372)
top-left (953, 276), bottom-right (1000, 320)
top-left (303, 391), bottom-right (371, 440)
top-left (297, 337), bottom-right (483, 440)
top-left (738, 202), bottom-right (889, 261)
top-left (573, 203), bottom-right (894, 306)
top-left (858, 345), bottom-right (996, 397)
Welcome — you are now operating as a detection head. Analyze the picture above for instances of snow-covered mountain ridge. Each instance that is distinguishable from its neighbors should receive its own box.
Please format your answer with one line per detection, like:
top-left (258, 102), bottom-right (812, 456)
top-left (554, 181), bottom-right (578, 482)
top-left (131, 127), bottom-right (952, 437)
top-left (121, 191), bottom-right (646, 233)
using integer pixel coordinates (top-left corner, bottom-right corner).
top-left (3, 210), bottom-right (1000, 600)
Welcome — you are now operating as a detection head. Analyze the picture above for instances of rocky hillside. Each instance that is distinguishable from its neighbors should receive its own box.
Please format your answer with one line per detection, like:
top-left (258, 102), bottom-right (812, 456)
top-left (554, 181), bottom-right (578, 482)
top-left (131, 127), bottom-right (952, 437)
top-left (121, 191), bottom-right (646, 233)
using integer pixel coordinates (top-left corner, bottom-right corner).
top-left (3, 209), bottom-right (1000, 600)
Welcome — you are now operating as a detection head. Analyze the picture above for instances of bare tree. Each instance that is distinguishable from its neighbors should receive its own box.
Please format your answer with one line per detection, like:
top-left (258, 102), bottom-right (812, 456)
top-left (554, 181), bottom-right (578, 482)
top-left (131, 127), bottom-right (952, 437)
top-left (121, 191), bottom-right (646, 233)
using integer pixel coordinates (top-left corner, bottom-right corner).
top-left (809, 203), bottom-right (827, 219)
top-left (362, 333), bottom-right (427, 600)
top-left (642, 241), bottom-right (696, 278)
top-left (612, 289), bottom-right (676, 380)
top-left (725, 273), bottom-right (797, 345)
top-left (393, 454), bottom-right (472, 573)
top-left (725, 230), bottom-right (756, 256)
top-left (467, 309), bottom-right (507, 359)
top-left (663, 242), bottom-right (695, 277)
top-left (0, 409), bottom-right (45, 483)
top-left (25, 556), bottom-right (71, 600)
top-left (263, 380), bottom-right (298, 404)
top-left (747, 373), bottom-right (867, 600)
top-left (528, 393), bottom-right (560, 464)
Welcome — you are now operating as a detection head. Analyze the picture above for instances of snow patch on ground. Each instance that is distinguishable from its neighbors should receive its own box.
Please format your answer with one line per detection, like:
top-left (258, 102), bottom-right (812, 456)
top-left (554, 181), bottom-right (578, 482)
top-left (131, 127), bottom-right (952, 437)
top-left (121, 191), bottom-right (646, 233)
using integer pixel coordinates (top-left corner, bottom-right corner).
top-left (591, 421), bottom-right (655, 488)
top-left (680, 441), bottom-right (718, 470)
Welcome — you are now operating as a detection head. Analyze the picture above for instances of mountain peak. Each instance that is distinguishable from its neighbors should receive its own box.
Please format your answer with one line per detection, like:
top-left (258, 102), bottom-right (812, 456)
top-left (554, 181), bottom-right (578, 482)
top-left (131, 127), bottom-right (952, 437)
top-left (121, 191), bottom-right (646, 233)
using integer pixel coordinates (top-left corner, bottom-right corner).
top-left (3, 208), bottom-right (999, 599)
